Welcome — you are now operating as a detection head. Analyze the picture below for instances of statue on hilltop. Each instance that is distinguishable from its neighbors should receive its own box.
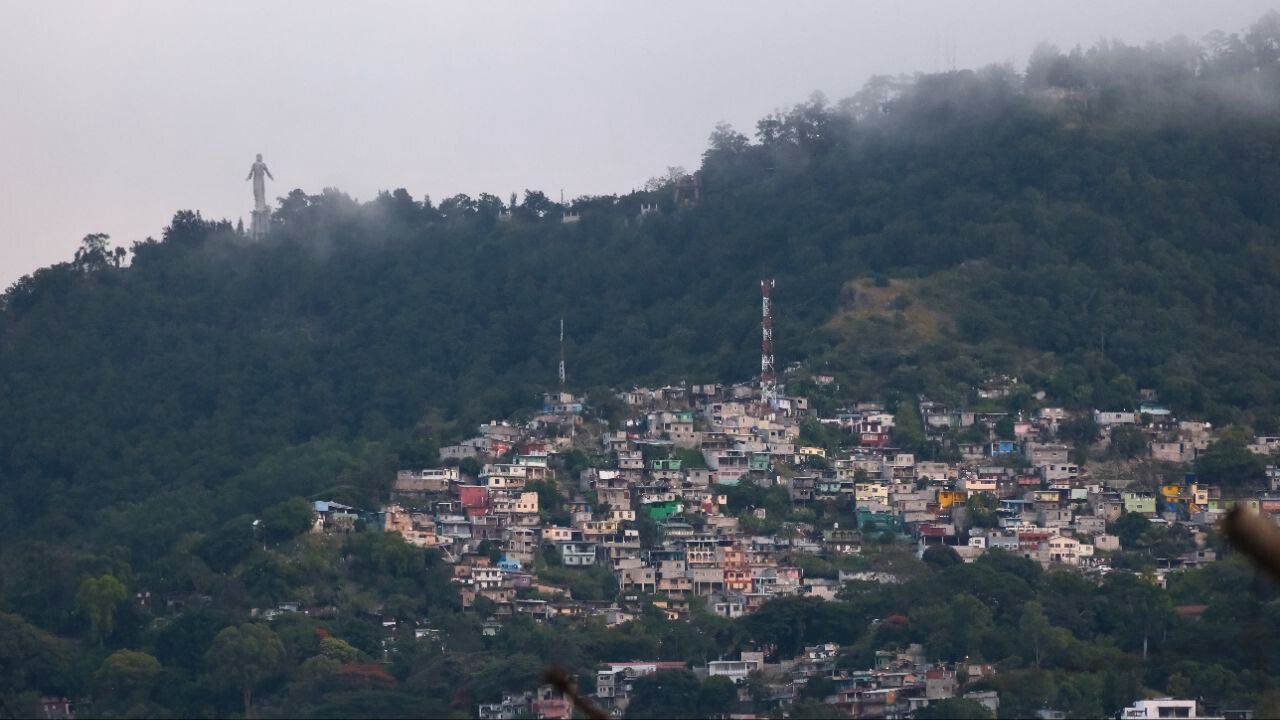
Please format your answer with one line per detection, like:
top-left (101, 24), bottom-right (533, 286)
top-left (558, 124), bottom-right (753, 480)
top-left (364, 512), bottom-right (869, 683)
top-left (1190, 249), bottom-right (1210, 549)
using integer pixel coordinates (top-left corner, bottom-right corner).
top-left (245, 153), bottom-right (274, 239)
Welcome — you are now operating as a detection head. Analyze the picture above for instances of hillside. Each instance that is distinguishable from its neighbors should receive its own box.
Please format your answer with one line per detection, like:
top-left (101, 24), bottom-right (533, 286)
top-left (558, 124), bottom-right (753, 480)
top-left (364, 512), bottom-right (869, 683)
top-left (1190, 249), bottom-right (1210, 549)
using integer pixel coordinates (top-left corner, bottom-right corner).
top-left (3, 18), bottom-right (1280, 714)
top-left (6, 33), bottom-right (1280, 549)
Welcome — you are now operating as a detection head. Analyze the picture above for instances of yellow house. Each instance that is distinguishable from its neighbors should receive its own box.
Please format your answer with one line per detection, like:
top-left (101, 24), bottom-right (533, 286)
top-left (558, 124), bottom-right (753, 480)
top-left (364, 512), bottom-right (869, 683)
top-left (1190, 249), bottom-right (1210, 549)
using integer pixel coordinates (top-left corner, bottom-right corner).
top-left (938, 489), bottom-right (967, 508)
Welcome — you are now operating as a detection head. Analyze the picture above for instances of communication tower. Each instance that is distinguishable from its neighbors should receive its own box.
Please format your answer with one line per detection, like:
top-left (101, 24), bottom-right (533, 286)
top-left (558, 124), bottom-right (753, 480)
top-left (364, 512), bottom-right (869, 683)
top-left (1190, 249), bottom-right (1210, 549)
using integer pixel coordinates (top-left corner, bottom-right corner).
top-left (559, 318), bottom-right (566, 388)
top-left (760, 279), bottom-right (777, 407)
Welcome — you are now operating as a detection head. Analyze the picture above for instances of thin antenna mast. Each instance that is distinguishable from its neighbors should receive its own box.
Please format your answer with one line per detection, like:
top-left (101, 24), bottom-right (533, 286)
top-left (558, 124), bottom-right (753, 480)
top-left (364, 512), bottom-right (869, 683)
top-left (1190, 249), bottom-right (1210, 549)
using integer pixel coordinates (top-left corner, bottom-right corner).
top-left (558, 318), bottom-right (566, 388)
top-left (760, 279), bottom-right (777, 408)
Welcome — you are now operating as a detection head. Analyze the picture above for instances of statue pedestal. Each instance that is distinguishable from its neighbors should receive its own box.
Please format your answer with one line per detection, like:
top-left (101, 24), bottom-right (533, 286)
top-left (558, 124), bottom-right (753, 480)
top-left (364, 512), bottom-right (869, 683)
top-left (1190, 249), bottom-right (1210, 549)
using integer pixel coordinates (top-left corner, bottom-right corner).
top-left (250, 208), bottom-right (270, 240)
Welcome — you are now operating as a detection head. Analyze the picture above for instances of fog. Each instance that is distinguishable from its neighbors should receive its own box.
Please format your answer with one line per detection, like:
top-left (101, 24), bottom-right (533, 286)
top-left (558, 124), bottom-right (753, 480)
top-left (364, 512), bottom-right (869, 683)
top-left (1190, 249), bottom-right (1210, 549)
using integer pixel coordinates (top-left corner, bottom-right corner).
top-left (0, 1), bottom-right (1274, 286)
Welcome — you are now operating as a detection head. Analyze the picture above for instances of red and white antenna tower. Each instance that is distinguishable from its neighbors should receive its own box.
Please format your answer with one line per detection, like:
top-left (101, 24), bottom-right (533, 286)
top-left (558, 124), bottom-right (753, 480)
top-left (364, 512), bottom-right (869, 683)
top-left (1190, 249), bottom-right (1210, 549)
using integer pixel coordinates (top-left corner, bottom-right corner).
top-left (760, 279), bottom-right (777, 407)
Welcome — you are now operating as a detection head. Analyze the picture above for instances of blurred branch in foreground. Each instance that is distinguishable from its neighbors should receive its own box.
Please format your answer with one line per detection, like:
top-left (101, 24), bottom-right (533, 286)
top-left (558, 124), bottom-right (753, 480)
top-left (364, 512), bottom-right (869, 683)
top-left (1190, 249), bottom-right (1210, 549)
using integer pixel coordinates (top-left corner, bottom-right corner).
top-left (1223, 505), bottom-right (1280, 581)
top-left (542, 666), bottom-right (610, 720)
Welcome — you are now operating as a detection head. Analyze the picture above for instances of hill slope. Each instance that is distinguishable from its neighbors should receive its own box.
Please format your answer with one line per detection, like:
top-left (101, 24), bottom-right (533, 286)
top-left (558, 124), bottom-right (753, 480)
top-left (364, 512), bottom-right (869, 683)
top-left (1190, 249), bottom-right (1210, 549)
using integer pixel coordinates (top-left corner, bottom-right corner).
top-left (3, 29), bottom-right (1280, 559)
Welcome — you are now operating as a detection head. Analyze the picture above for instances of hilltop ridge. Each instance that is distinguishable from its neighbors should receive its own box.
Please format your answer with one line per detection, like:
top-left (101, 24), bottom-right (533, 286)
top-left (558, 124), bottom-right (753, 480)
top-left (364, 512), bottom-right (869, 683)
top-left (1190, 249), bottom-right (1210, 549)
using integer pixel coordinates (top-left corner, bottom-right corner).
top-left (2, 15), bottom-right (1280, 572)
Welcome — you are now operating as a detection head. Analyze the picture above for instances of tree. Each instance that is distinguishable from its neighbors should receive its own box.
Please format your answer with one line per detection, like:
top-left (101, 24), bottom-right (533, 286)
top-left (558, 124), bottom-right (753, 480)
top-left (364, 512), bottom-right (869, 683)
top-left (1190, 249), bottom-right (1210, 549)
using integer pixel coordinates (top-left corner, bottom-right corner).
top-left (892, 404), bottom-right (925, 452)
top-left (790, 699), bottom-right (849, 719)
top-left (1019, 601), bottom-right (1053, 668)
top-left (1111, 512), bottom-right (1151, 550)
top-left (965, 493), bottom-right (1000, 529)
top-left (94, 650), bottom-right (161, 710)
top-left (799, 675), bottom-right (835, 700)
top-left (1059, 416), bottom-right (1101, 449)
top-left (206, 623), bottom-right (286, 718)
top-left (75, 573), bottom-right (128, 646)
top-left (0, 612), bottom-right (68, 701)
top-left (1196, 436), bottom-right (1266, 492)
top-left (697, 675), bottom-right (737, 716)
top-left (922, 545), bottom-right (963, 571)
top-left (994, 416), bottom-right (1015, 440)
top-left (477, 539), bottom-right (504, 564)
top-left (914, 698), bottom-right (994, 719)
top-left (472, 595), bottom-right (498, 617)
top-left (320, 636), bottom-right (364, 664)
top-left (624, 668), bottom-right (701, 719)
top-left (260, 497), bottom-right (316, 542)
top-left (1110, 426), bottom-right (1148, 459)
top-left (73, 232), bottom-right (125, 271)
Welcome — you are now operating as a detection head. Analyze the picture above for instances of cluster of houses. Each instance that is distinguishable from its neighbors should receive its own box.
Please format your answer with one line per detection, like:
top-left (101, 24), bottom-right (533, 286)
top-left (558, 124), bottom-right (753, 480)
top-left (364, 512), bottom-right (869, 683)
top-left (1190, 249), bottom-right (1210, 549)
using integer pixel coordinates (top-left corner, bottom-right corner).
top-left (479, 638), bottom-right (1252, 719)
top-left (479, 643), bottom-right (1001, 719)
top-left (299, 374), bottom-right (1280, 719)
top-left (312, 379), bottom-right (1280, 623)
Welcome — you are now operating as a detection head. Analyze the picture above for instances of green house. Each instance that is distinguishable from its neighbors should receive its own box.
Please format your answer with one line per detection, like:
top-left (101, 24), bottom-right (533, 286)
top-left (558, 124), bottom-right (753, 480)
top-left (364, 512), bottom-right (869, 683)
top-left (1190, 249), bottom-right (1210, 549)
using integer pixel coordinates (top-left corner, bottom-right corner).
top-left (646, 500), bottom-right (681, 521)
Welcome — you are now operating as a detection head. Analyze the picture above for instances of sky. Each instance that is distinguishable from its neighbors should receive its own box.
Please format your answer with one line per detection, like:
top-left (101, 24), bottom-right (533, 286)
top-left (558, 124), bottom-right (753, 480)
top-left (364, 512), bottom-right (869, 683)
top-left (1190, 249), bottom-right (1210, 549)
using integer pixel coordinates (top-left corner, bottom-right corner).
top-left (0, 1), bottom-right (1275, 287)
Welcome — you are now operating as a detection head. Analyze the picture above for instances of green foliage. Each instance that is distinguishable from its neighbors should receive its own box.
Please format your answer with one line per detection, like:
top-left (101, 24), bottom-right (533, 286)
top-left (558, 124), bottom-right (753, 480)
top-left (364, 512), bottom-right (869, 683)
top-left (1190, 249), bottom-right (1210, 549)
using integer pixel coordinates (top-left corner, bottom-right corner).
top-left (674, 447), bottom-right (709, 469)
top-left (965, 492), bottom-right (1000, 529)
top-left (0, 612), bottom-right (70, 699)
top-left (921, 545), bottom-right (962, 571)
top-left (1109, 426), bottom-right (1148, 459)
top-left (994, 416), bottom-right (1015, 441)
top-left (697, 675), bottom-right (738, 716)
top-left (525, 479), bottom-right (566, 515)
top-left (94, 650), bottom-right (162, 713)
top-left (1196, 435), bottom-right (1267, 493)
top-left (892, 403), bottom-right (925, 453)
top-left (799, 675), bottom-right (835, 700)
top-left (914, 698), bottom-right (994, 719)
top-left (1111, 512), bottom-right (1151, 549)
top-left (1058, 417), bottom-right (1100, 448)
top-left (1, 14), bottom-right (1280, 717)
top-left (476, 539), bottom-right (504, 564)
top-left (261, 497), bottom-right (317, 542)
top-left (75, 573), bottom-right (128, 646)
top-left (319, 636), bottom-right (364, 664)
top-left (790, 699), bottom-right (849, 719)
top-left (625, 668), bottom-right (700, 719)
top-left (206, 623), bottom-right (285, 717)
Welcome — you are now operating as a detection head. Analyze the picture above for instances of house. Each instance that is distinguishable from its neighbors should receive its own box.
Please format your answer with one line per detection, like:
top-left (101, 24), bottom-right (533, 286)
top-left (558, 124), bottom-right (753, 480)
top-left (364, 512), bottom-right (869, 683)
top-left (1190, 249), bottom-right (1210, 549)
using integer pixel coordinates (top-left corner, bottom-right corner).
top-left (1045, 535), bottom-right (1094, 566)
top-left (1039, 463), bottom-right (1080, 483)
top-left (380, 504), bottom-right (441, 547)
top-left (1123, 492), bottom-right (1157, 517)
top-left (40, 698), bottom-right (75, 720)
top-left (964, 690), bottom-right (1001, 717)
top-left (1120, 698), bottom-right (1199, 719)
top-left (707, 651), bottom-right (765, 684)
top-left (1024, 442), bottom-right (1070, 465)
top-left (440, 442), bottom-right (482, 461)
top-left (714, 597), bottom-right (745, 618)
top-left (394, 467), bottom-right (459, 495)
top-left (557, 541), bottom-right (598, 567)
top-left (1151, 441), bottom-right (1193, 463)
top-left (651, 410), bottom-right (699, 447)
top-left (1094, 533), bottom-right (1121, 551)
top-left (1248, 436), bottom-right (1280, 456)
top-left (989, 440), bottom-right (1018, 457)
top-left (1094, 410), bottom-right (1137, 426)
top-left (313, 500), bottom-right (360, 533)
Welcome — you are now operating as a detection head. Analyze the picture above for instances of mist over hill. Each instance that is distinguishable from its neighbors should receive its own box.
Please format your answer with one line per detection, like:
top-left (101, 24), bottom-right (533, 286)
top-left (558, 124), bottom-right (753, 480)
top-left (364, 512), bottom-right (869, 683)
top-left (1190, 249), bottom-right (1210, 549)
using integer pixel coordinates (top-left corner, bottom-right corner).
top-left (6, 21), bottom-right (1280, 543)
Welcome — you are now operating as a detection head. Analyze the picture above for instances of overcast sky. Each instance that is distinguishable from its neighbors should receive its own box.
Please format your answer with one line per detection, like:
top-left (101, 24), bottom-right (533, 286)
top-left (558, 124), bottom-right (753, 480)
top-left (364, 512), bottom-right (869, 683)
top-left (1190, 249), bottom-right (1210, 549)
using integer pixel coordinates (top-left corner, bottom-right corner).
top-left (0, 1), bottom-right (1274, 286)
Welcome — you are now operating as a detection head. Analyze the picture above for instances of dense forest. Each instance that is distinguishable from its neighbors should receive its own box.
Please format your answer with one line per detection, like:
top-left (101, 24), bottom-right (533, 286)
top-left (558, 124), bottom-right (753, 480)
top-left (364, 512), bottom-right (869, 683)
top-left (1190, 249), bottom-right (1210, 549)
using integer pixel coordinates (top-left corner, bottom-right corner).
top-left (3, 12), bottom-right (1280, 718)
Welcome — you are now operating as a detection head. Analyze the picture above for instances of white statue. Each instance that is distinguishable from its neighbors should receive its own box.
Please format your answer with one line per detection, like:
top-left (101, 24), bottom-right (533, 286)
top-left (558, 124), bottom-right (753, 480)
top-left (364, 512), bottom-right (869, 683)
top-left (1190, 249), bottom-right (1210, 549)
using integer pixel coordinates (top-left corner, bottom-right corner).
top-left (245, 153), bottom-right (274, 212)
top-left (245, 154), bottom-right (274, 239)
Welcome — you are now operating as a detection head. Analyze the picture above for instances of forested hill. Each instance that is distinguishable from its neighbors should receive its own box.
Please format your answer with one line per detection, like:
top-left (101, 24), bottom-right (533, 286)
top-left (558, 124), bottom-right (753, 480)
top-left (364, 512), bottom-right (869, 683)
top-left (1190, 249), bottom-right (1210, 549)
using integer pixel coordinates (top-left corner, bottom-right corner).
top-left (4, 19), bottom-right (1280, 562)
